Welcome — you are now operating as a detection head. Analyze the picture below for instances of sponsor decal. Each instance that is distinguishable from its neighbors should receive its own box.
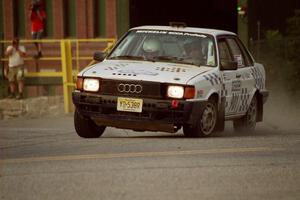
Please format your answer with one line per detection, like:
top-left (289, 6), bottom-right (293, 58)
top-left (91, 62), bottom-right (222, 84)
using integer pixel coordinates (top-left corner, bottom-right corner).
top-left (232, 80), bottom-right (241, 92)
top-left (242, 72), bottom-right (251, 79)
top-left (117, 69), bottom-right (158, 76)
top-left (105, 66), bottom-right (120, 71)
top-left (233, 54), bottom-right (244, 68)
top-left (196, 90), bottom-right (205, 98)
top-left (222, 73), bottom-right (231, 81)
top-left (136, 30), bottom-right (207, 38)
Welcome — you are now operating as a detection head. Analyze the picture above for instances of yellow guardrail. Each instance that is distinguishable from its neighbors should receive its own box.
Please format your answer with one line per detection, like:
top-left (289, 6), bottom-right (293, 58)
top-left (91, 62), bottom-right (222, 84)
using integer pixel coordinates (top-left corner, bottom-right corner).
top-left (0, 38), bottom-right (116, 113)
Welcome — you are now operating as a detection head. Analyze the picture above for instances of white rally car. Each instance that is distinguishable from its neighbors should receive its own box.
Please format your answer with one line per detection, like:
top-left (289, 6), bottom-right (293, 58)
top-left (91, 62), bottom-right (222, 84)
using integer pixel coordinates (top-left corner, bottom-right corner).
top-left (72, 24), bottom-right (269, 138)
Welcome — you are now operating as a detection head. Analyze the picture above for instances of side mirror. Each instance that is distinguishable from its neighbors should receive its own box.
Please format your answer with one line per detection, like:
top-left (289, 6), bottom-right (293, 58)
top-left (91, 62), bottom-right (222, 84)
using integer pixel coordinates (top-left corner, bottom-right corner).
top-left (220, 60), bottom-right (238, 71)
top-left (93, 52), bottom-right (107, 62)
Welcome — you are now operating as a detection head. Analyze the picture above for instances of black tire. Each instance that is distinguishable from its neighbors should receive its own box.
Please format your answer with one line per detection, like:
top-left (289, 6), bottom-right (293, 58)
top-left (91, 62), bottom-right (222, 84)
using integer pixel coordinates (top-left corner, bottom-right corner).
top-left (183, 99), bottom-right (218, 137)
top-left (233, 95), bottom-right (257, 132)
top-left (182, 125), bottom-right (194, 138)
top-left (74, 109), bottom-right (106, 138)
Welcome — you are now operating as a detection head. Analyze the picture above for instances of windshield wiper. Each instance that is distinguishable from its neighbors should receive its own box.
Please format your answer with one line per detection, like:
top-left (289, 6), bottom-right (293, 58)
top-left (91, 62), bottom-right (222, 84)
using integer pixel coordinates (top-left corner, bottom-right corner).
top-left (153, 56), bottom-right (184, 62)
top-left (153, 56), bottom-right (198, 65)
top-left (109, 55), bottom-right (146, 61)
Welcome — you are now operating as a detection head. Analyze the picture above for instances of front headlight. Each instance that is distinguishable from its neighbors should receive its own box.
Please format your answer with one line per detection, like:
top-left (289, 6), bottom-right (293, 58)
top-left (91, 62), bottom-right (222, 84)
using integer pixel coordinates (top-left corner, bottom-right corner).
top-left (167, 86), bottom-right (184, 99)
top-left (83, 78), bottom-right (100, 92)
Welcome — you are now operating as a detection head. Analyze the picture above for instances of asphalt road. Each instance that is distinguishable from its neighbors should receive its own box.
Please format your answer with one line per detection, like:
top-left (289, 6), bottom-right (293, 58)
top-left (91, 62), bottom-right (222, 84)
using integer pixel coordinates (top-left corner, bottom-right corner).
top-left (0, 115), bottom-right (299, 200)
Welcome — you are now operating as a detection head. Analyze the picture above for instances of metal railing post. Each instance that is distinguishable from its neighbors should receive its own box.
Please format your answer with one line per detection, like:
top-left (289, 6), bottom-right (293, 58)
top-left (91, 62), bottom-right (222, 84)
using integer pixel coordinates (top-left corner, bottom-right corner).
top-left (1, 38), bottom-right (116, 105)
top-left (61, 40), bottom-right (73, 113)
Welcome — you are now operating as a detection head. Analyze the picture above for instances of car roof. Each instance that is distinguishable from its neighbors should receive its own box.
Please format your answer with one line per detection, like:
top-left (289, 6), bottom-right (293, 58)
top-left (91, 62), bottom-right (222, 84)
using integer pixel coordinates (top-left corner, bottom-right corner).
top-left (130, 26), bottom-right (236, 37)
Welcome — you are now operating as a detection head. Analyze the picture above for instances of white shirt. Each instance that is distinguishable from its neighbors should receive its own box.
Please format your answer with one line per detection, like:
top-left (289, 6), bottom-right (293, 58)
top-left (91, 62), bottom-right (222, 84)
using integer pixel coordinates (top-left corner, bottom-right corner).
top-left (6, 45), bottom-right (26, 67)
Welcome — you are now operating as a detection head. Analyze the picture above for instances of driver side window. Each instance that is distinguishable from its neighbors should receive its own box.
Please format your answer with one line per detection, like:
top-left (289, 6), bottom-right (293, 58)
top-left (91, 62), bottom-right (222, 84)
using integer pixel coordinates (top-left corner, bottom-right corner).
top-left (218, 39), bottom-right (232, 62)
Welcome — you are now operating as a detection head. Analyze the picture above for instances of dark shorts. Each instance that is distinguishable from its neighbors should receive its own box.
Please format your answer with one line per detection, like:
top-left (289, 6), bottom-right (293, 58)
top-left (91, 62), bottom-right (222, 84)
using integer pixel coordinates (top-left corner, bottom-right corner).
top-left (32, 31), bottom-right (43, 39)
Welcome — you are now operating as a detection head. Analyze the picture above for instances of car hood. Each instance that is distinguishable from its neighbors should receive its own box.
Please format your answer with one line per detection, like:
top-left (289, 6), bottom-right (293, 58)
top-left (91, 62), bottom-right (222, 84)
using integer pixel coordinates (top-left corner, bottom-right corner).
top-left (81, 60), bottom-right (213, 84)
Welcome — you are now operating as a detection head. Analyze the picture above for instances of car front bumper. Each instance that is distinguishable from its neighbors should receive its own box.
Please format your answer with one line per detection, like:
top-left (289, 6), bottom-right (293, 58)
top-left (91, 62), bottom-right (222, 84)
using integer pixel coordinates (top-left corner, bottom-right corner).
top-left (72, 91), bottom-right (206, 132)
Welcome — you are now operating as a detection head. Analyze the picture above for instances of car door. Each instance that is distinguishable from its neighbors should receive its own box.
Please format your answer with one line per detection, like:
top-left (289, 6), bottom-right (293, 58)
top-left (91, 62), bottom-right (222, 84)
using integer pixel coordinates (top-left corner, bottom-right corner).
top-left (217, 37), bottom-right (241, 116)
top-left (226, 37), bottom-right (255, 115)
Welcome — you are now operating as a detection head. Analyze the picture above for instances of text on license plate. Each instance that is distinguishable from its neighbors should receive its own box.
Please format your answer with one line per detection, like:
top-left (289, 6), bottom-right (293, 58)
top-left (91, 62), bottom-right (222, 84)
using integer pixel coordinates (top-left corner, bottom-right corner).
top-left (117, 97), bottom-right (143, 113)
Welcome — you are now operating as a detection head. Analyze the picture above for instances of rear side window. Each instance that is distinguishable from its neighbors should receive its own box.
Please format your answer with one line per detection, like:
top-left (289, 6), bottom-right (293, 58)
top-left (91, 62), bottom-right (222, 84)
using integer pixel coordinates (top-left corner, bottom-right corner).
top-left (226, 38), bottom-right (245, 68)
top-left (235, 38), bottom-right (254, 66)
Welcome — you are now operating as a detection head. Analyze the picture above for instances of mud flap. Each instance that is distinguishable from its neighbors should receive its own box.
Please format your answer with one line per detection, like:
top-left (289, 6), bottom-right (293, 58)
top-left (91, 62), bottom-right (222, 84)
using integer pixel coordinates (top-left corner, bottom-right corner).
top-left (216, 97), bottom-right (225, 131)
top-left (257, 93), bottom-right (263, 122)
top-left (257, 90), bottom-right (268, 122)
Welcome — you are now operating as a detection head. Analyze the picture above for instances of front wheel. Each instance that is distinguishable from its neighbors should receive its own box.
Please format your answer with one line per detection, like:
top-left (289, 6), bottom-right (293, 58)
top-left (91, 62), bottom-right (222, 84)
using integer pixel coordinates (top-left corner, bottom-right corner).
top-left (233, 95), bottom-right (257, 132)
top-left (74, 109), bottom-right (106, 138)
top-left (183, 99), bottom-right (218, 137)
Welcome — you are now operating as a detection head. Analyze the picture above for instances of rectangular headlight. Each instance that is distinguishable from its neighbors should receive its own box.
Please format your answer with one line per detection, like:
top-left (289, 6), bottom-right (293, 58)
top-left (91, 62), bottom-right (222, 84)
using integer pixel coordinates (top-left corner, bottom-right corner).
top-left (167, 86), bottom-right (184, 99)
top-left (83, 78), bottom-right (100, 92)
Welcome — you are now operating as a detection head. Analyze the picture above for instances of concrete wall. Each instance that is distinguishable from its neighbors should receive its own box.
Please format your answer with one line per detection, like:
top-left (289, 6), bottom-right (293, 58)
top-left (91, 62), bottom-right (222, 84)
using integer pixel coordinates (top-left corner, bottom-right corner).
top-left (0, 96), bottom-right (64, 120)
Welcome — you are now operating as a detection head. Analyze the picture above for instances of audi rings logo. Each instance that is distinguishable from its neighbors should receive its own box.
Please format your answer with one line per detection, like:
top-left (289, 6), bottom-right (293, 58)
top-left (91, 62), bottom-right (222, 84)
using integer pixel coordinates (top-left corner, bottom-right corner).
top-left (117, 83), bottom-right (143, 93)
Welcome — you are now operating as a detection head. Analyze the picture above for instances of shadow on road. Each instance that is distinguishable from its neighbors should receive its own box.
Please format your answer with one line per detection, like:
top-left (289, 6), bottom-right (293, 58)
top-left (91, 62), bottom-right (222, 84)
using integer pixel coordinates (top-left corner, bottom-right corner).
top-left (101, 123), bottom-right (279, 139)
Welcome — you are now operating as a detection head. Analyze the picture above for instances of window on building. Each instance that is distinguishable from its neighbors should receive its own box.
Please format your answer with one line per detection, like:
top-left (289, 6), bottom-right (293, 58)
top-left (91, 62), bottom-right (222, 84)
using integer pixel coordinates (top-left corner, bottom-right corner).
top-left (94, 0), bottom-right (106, 37)
top-left (117, 0), bottom-right (129, 37)
top-left (44, 0), bottom-right (53, 38)
top-left (0, 0), bottom-right (3, 39)
top-left (64, 0), bottom-right (76, 38)
top-left (14, 0), bottom-right (26, 38)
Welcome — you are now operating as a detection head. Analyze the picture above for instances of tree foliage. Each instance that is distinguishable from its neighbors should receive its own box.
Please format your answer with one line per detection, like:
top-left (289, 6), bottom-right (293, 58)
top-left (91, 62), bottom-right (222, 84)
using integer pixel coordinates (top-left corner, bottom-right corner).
top-left (286, 9), bottom-right (300, 37)
top-left (262, 10), bottom-right (300, 93)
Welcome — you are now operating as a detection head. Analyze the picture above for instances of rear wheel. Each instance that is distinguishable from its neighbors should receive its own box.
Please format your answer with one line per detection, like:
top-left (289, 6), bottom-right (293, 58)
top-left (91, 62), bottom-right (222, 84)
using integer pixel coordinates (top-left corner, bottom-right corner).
top-left (74, 109), bottom-right (106, 138)
top-left (183, 99), bottom-right (218, 137)
top-left (233, 95), bottom-right (257, 132)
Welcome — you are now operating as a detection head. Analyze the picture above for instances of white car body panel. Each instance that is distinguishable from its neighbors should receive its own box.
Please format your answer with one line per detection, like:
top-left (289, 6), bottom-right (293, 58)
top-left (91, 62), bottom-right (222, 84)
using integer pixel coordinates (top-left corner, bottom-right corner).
top-left (81, 60), bottom-right (212, 85)
top-left (74, 25), bottom-right (268, 134)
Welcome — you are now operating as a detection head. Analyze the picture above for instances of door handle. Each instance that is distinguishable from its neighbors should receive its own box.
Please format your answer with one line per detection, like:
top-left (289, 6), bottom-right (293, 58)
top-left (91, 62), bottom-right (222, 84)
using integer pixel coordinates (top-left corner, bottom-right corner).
top-left (236, 74), bottom-right (241, 78)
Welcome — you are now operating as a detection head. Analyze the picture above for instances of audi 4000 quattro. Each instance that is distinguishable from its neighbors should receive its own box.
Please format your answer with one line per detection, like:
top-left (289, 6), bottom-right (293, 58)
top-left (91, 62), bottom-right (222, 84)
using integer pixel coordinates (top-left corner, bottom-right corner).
top-left (72, 24), bottom-right (268, 138)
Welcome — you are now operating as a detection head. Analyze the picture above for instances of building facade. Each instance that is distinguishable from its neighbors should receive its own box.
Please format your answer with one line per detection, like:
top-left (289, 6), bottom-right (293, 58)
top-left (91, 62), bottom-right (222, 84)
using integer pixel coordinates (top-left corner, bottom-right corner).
top-left (1, 0), bottom-right (130, 40)
top-left (1, 0), bottom-right (243, 98)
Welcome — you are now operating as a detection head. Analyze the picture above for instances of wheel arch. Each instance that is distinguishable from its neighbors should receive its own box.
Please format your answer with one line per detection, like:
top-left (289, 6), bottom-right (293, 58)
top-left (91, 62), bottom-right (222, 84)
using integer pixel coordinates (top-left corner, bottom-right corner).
top-left (208, 92), bottom-right (225, 132)
top-left (208, 92), bottom-right (219, 102)
top-left (255, 90), bottom-right (264, 122)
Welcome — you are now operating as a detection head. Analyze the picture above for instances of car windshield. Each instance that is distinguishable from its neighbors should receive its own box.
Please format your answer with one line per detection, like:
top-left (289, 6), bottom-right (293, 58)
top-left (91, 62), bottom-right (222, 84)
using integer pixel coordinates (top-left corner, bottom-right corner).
top-left (108, 30), bottom-right (217, 67)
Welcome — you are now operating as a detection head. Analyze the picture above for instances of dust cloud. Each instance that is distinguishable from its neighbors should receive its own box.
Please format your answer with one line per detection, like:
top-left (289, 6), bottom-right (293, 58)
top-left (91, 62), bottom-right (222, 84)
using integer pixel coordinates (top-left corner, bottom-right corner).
top-left (263, 87), bottom-right (300, 131)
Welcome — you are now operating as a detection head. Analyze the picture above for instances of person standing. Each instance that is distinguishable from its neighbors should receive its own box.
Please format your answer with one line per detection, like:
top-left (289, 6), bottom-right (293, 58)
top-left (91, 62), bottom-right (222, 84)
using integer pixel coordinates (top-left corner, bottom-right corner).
top-left (29, 0), bottom-right (46, 59)
top-left (4, 38), bottom-right (26, 99)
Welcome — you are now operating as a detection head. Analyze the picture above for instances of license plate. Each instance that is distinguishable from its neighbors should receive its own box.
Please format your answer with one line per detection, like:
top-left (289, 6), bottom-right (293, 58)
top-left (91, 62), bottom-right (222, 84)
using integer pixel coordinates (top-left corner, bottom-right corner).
top-left (117, 97), bottom-right (143, 113)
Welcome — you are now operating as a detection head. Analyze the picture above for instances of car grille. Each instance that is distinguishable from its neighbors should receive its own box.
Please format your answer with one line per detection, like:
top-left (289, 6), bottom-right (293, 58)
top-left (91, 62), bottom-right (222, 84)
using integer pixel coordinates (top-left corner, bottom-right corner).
top-left (100, 79), bottom-right (164, 99)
